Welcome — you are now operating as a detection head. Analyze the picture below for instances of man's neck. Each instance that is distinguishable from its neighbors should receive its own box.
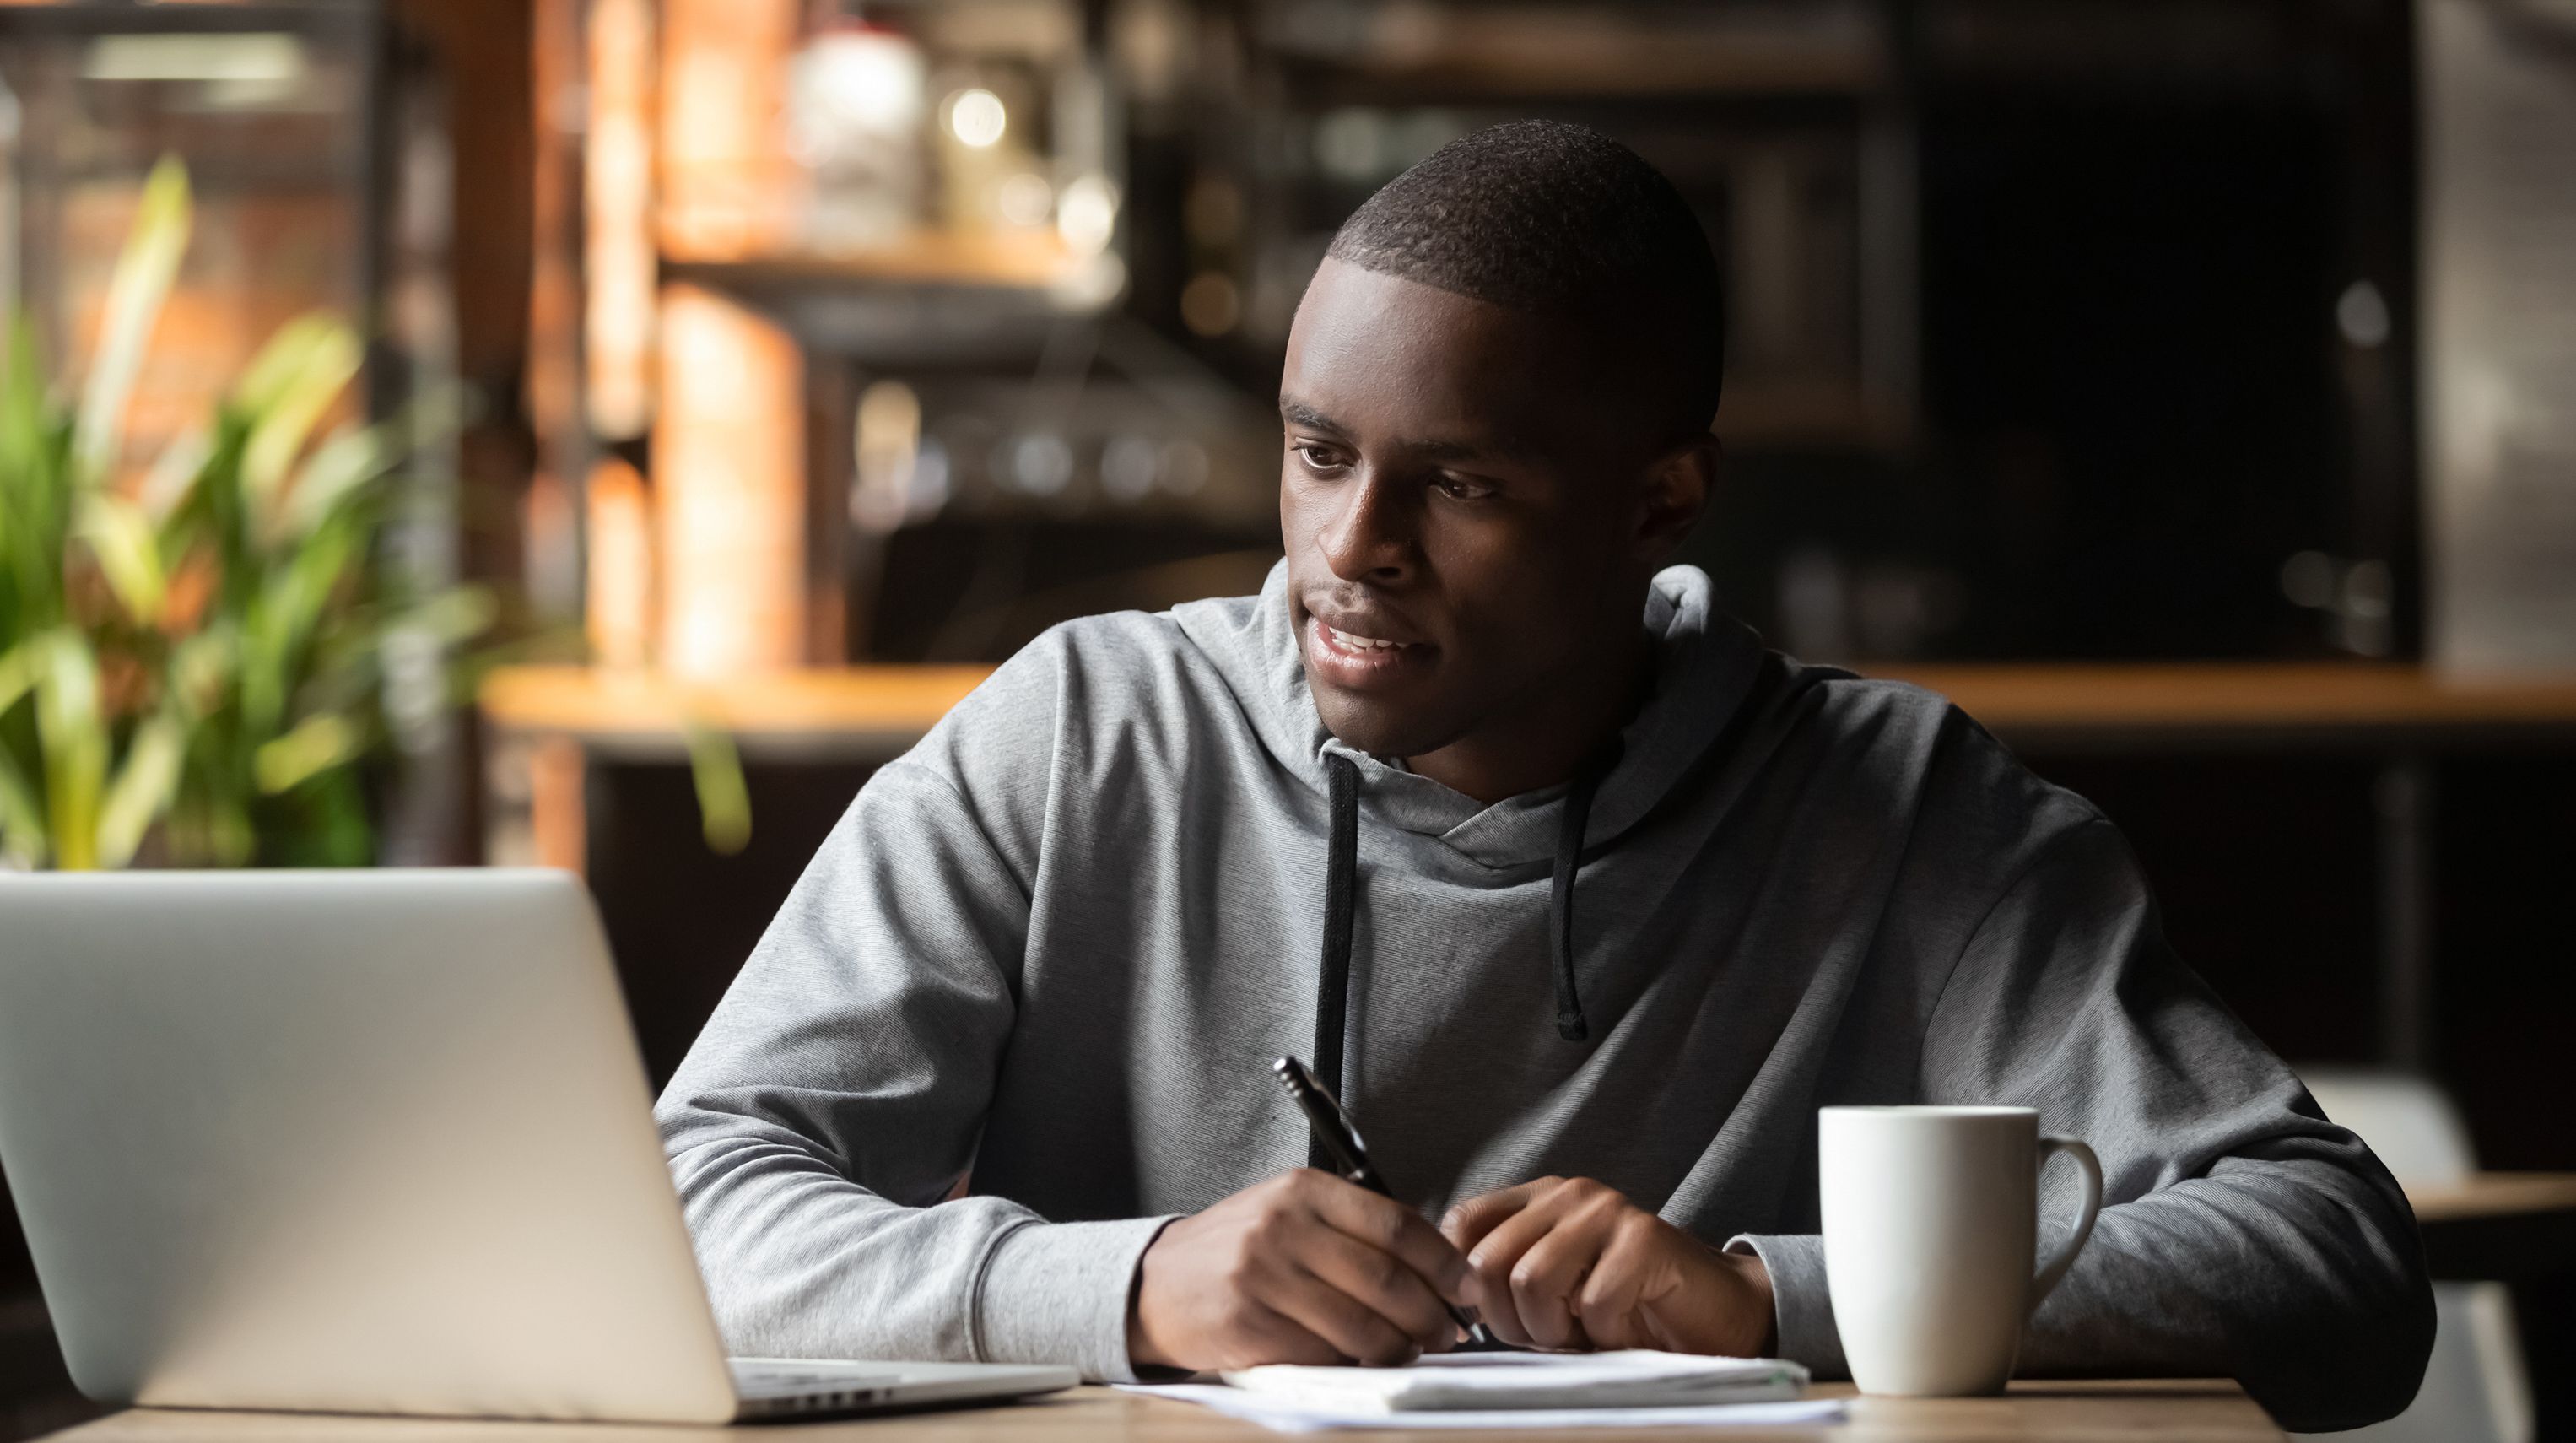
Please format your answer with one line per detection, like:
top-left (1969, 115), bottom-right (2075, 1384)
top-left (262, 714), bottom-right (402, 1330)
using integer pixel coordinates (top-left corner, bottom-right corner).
top-left (1401, 627), bottom-right (1654, 806)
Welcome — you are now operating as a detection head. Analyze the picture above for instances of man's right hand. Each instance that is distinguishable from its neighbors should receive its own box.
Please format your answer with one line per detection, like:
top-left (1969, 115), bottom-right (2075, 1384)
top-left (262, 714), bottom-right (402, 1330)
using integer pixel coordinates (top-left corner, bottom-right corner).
top-left (1127, 1169), bottom-right (1472, 1370)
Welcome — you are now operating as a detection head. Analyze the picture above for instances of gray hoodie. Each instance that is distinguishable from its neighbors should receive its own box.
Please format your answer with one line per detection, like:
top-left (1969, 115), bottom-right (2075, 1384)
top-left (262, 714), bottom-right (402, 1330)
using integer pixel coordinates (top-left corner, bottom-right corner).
top-left (656, 562), bottom-right (2433, 1432)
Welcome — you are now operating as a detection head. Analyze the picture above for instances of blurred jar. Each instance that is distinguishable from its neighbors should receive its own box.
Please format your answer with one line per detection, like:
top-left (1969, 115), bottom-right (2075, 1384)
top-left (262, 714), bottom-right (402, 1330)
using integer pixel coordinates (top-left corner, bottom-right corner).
top-left (787, 19), bottom-right (927, 250)
top-left (932, 66), bottom-right (1047, 236)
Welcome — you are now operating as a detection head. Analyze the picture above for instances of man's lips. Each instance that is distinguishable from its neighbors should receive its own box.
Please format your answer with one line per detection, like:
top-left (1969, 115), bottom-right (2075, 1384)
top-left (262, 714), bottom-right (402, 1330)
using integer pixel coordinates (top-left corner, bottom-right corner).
top-left (1305, 601), bottom-right (1427, 647)
top-left (1304, 613), bottom-right (1434, 689)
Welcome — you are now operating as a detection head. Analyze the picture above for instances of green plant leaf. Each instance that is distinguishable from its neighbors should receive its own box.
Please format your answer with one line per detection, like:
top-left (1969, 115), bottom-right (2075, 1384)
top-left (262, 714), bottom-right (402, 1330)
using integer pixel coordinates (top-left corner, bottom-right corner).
top-left (0, 636), bottom-right (35, 716)
top-left (0, 322), bottom-right (71, 630)
top-left (97, 710), bottom-right (183, 867)
top-left (73, 156), bottom-right (191, 487)
top-left (240, 517), bottom-right (356, 736)
top-left (0, 316), bottom-right (45, 473)
top-left (252, 709), bottom-right (358, 795)
top-left (31, 632), bottom-right (107, 871)
top-left (277, 381), bottom-right (473, 543)
top-left (138, 424), bottom-right (213, 523)
top-left (73, 490), bottom-right (168, 624)
top-left (161, 627), bottom-right (235, 724)
top-left (236, 315), bottom-right (361, 516)
top-left (279, 423), bottom-right (387, 538)
top-left (680, 717), bottom-right (753, 855)
top-left (0, 745), bottom-right (46, 867)
top-left (230, 311), bottom-right (333, 415)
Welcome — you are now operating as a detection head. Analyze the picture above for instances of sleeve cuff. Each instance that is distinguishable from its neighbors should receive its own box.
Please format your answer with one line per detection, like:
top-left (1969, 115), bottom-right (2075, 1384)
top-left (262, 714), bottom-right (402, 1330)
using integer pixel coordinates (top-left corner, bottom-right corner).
top-left (1725, 1233), bottom-right (1846, 1377)
top-left (971, 1215), bottom-right (1179, 1382)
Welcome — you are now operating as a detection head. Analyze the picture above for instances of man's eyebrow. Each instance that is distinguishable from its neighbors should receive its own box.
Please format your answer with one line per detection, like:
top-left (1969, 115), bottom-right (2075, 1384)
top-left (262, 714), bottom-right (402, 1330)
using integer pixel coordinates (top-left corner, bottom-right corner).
top-left (1281, 398), bottom-right (1546, 469)
top-left (1279, 399), bottom-right (1343, 435)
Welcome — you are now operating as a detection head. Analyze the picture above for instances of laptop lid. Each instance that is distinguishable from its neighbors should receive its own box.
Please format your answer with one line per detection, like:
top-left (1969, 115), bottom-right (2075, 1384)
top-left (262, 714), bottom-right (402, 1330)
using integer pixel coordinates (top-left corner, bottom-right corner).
top-left (0, 869), bottom-right (741, 1423)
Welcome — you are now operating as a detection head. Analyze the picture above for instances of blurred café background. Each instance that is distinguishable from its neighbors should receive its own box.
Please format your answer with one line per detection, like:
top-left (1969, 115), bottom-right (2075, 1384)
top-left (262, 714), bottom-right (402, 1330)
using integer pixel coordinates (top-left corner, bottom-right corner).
top-left (0, 0), bottom-right (2573, 1438)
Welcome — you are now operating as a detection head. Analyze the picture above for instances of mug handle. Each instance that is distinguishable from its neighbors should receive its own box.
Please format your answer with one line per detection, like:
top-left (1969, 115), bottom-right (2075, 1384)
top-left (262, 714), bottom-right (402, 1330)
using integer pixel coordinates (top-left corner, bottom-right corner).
top-left (2029, 1137), bottom-right (2103, 1311)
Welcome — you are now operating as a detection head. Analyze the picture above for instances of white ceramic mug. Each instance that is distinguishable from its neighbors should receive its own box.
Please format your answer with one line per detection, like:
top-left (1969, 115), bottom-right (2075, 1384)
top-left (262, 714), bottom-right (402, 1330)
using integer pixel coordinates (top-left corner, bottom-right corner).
top-left (1817, 1105), bottom-right (2103, 1397)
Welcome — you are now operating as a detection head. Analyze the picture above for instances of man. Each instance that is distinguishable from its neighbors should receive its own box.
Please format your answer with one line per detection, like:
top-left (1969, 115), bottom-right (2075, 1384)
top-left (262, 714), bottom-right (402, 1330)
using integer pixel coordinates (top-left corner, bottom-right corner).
top-left (657, 121), bottom-right (2432, 1431)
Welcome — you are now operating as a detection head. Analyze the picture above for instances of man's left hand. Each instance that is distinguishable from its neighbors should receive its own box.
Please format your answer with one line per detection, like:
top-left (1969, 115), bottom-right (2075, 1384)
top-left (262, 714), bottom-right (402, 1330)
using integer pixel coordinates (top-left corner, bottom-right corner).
top-left (1441, 1176), bottom-right (1776, 1355)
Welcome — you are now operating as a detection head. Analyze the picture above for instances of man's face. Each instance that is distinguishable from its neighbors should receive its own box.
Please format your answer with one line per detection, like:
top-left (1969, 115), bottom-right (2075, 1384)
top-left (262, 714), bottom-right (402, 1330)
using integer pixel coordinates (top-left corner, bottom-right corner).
top-left (1278, 259), bottom-right (1690, 764)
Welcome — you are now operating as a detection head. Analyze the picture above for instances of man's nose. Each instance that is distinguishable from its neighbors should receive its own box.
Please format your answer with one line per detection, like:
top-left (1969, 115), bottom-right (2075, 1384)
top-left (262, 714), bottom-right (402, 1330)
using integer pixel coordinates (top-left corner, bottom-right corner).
top-left (1317, 467), bottom-right (1417, 582)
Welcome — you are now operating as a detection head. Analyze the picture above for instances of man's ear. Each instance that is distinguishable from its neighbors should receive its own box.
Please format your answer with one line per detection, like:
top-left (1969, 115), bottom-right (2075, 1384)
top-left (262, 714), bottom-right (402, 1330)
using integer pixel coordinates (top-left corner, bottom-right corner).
top-left (1635, 432), bottom-right (1718, 563)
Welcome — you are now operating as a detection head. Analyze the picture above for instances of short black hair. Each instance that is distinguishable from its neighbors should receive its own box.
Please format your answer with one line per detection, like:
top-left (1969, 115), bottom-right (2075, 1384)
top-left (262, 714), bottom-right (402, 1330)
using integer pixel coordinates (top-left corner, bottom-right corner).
top-left (1326, 119), bottom-right (1725, 442)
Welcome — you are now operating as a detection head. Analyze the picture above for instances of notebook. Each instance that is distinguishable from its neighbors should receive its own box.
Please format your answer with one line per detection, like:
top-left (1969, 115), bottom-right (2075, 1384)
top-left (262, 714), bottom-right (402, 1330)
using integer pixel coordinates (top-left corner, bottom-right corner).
top-left (1121, 1352), bottom-right (1838, 1433)
top-left (1220, 1349), bottom-right (1808, 1412)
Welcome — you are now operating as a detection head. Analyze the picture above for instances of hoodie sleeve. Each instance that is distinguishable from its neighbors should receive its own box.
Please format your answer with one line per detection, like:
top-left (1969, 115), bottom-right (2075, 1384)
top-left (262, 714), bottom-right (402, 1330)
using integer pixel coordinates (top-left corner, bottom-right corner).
top-left (1736, 817), bottom-right (2433, 1433)
top-left (653, 756), bottom-right (1175, 1381)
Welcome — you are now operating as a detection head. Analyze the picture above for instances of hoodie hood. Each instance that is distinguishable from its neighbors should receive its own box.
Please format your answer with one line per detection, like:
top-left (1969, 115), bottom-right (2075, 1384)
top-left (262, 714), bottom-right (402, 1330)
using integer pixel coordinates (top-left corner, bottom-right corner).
top-left (1178, 559), bottom-right (1767, 869)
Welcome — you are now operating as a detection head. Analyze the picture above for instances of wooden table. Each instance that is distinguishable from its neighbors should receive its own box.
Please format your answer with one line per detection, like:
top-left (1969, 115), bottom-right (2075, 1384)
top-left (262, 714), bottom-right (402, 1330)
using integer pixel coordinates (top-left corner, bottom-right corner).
top-left (41, 1381), bottom-right (2284, 1443)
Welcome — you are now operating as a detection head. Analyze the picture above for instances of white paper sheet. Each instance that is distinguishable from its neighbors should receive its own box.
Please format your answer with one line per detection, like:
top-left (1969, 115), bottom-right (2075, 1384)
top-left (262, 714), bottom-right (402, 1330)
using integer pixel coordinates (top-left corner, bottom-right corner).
top-left (1219, 1350), bottom-right (1806, 1412)
top-left (1122, 1383), bottom-right (1849, 1433)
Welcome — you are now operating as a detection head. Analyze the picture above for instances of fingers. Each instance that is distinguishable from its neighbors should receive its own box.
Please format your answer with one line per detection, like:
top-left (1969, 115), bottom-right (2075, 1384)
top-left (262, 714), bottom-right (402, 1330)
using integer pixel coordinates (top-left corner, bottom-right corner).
top-left (1442, 1180), bottom-right (1535, 1350)
top-left (1296, 1217), bottom-right (1459, 1355)
top-left (1307, 1172), bottom-right (1472, 1305)
top-left (1451, 1177), bottom-right (1631, 1350)
top-left (1266, 1257), bottom-right (1435, 1365)
top-left (1238, 1174), bottom-right (1749, 1364)
top-left (1133, 1202), bottom-right (1348, 1371)
top-left (1227, 1296), bottom-right (1363, 1367)
top-left (1455, 1179), bottom-right (1575, 1346)
top-left (1440, 1179), bottom-right (1545, 1253)
top-left (1566, 1211), bottom-right (1776, 1357)
top-left (1134, 1169), bottom-right (1501, 1370)
top-left (1507, 1191), bottom-right (1623, 1348)
top-left (1573, 1216), bottom-right (1662, 1350)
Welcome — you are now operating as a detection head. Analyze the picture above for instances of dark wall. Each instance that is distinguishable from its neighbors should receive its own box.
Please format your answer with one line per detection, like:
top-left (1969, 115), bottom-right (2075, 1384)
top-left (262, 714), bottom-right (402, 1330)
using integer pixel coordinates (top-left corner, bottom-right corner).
top-left (1917, 95), bottom-right (2341, 659)
top-left (586, 759), bottom-right (884, 1089)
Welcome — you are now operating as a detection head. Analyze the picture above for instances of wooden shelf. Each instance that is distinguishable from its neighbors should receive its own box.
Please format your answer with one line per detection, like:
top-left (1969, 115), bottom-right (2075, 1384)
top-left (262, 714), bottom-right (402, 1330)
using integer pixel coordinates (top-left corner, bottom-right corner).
top-left (663, 230), bottom-right (1084, 294)
top-left (479, 667), bottom-right (992, 869)
top-left (481, 665), bottom-right (991, 757)
top-left (2407, 1171), bottom-right (2576, 1225)
top-left (1266, 9), bottom-right (1890, 100)
top-left (1874, 662), bottom-right (2576, 749)
top-left (482, 662), bottom-right (2576, 753)
top-left (2407, 1172), bottom-right (2576, 1282)
top-left (0, 6), bottom-right (368, 36)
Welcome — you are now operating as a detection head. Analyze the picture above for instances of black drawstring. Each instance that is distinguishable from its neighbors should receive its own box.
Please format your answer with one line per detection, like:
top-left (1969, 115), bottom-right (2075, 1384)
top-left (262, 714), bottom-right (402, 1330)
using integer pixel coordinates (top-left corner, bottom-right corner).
top-left (1314, 753), bottom-right (1362, 1116)
top-left (1311, 745), bottom-right (1612, 1159)
top-left (1549, 757), bottom-right (1609, 1041)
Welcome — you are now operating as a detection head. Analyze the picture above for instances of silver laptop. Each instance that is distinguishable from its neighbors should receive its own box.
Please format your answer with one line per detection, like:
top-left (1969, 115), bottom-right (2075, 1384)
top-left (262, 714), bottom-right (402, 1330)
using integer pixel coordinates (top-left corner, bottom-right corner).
top-left (0, 869), bottom-right (1077, 1423)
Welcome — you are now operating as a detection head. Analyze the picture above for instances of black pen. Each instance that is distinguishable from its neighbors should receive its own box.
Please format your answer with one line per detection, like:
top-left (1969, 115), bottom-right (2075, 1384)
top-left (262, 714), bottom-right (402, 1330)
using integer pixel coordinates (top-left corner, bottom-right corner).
top-left (1272, 1055), bottom-right (1504, 1349)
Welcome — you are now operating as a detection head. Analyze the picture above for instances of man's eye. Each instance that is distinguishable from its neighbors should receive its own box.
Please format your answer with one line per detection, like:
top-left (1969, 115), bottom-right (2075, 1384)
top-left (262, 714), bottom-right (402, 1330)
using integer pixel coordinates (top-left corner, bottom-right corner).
top-left (1293, 444), bottom-right (1347, 473)
top-left (1435, 474), bottom-right (1496, 500)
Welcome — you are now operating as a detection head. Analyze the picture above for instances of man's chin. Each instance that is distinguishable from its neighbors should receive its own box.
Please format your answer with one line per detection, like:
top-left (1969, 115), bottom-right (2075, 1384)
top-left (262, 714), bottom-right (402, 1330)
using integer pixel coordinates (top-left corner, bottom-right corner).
top-left (1305, 679), bottom-right (1464, 763)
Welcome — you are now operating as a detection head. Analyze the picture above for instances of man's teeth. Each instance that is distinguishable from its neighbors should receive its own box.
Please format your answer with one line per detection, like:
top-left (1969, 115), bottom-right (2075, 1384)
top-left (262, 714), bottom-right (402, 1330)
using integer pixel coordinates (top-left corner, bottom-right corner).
top-left (1328, 625), bottom-right (1406, 651)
